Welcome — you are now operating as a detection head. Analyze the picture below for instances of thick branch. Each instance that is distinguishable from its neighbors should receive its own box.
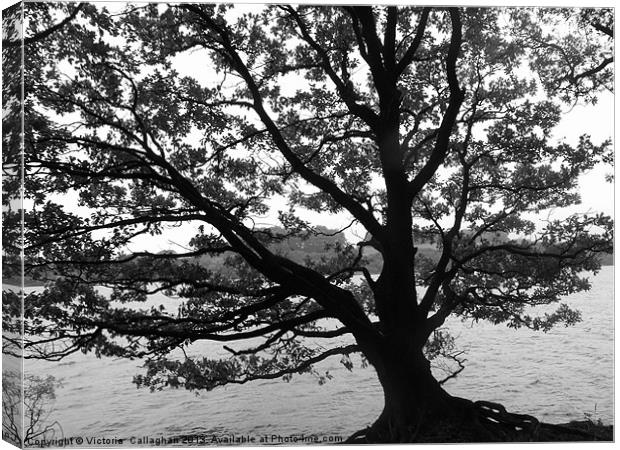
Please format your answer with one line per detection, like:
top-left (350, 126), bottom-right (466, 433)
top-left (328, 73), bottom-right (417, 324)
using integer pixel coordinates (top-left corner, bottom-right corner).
top-left (408, 8), bottom-right (464, 198)
top-left (282, 6), bottom-right (380, 127)
top-left (90, 310), bottom-right (330, 342)
top-left (396, 8), bottom-right (431, 75)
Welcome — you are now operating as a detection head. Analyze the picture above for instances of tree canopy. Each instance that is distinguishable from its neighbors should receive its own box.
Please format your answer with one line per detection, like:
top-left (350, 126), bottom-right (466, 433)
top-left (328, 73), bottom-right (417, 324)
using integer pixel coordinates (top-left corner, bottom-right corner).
top-left (2, 2), bottom-right (613, 442)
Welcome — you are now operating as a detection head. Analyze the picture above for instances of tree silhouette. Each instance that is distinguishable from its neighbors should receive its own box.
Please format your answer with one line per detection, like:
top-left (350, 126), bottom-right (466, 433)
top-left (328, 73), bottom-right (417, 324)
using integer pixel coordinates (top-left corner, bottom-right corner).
top-left (2, 3), bottom-right (613, 442)
top-left (2, 3), bottom-right (85, 48)
top-left (2, 371), bottom-right (62, 446)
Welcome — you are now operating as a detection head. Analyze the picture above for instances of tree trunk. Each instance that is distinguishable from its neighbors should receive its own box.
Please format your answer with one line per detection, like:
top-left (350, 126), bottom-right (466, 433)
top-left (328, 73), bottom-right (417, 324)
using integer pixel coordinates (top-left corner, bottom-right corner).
top-left (352, 340), bottom-right (481, 443)
top-left (372, 348), bottom-right (449, 440)
top-left (348, 338), bottom-right (553, 443)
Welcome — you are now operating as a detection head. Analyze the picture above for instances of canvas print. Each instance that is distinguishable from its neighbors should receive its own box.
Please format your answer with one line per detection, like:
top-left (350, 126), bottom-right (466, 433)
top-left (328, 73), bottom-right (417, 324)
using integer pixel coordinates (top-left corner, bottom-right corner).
top-left (2, 2), bottom-right (614, 447)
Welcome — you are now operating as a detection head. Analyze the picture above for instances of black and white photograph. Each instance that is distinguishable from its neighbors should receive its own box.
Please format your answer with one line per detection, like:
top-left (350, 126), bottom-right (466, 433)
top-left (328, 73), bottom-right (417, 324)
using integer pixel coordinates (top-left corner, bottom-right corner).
top-left (1, 1), bottom-right (614, 446)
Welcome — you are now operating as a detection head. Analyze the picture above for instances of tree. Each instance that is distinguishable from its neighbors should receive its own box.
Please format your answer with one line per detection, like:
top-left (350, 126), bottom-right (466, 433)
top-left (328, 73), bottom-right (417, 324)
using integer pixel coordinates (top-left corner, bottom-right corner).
top-left (2, 3), bottom-right (85, 48)
top-left (2, 371), bottom-right (62, 446)
top-left (3, 3), bottom-right (613, 442)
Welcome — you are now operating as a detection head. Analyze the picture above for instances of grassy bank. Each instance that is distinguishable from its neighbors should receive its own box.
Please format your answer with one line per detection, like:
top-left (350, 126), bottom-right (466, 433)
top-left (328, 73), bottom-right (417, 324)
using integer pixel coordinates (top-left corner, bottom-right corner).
top-left (540, 420), bottom-right (613, 441)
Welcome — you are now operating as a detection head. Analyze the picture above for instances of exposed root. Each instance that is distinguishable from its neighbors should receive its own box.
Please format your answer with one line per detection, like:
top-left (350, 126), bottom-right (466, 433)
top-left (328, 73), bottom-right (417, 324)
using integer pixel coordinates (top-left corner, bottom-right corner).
top-left (474, 400), bottom-right (540, 440)
top-left (344, 428), bottom-right (370, 444)
top-left (345, 397), bottom-right (612, 443)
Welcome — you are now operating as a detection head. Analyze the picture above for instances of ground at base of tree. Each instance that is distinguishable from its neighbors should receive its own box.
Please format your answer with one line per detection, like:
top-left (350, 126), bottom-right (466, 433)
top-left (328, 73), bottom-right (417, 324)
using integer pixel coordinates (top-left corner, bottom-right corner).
top-left (547, 420), bottom-right (613, 441)
top-left (346, 399), bottom-right (613, 444)
top-left (348, 420), bottom-right (612, 444)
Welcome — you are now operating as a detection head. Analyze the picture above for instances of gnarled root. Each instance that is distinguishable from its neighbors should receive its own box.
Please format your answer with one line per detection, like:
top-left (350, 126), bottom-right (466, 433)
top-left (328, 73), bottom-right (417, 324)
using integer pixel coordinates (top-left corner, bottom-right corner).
top-left (345, 397), bottom-right (611, 443)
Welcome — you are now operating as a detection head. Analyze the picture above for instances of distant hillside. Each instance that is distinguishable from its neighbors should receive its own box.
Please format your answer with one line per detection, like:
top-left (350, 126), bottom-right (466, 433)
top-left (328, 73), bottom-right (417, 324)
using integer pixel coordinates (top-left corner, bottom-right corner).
top-left (597, 253), bottom-right (614, 266)
top-left (197, 226), bottom-right (348, 275)
top-left (4, 229), bottom-right (612, 288)
top-left (361, 230), bottom-right (613, 274)
top-left (3, 276), bottom-right (45, 287)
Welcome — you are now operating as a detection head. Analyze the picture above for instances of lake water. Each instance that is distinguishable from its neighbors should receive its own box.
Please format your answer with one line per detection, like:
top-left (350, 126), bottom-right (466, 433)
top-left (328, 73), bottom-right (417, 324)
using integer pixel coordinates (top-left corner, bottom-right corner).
top-left (19, 266), bottom-right (614, 444)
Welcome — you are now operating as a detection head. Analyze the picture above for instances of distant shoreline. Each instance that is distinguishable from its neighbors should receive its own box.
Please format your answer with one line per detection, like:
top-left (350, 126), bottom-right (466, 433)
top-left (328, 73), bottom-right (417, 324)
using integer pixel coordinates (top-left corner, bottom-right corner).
top-left (4, 262), bottom-right (615, 289)
top-left (3, 277), bottom-right (48, 288)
